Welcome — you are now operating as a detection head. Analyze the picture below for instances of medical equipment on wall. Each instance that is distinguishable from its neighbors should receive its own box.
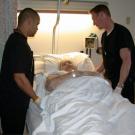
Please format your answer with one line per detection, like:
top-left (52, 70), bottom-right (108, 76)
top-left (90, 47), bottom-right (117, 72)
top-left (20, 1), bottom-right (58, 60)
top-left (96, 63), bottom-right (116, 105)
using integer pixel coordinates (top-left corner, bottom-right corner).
top-left (52, 0), bottom-right (61, 54)
top-left (52, 0), bottom-right (70, 54)
top-left (85, 33), bottom-right (98, 57)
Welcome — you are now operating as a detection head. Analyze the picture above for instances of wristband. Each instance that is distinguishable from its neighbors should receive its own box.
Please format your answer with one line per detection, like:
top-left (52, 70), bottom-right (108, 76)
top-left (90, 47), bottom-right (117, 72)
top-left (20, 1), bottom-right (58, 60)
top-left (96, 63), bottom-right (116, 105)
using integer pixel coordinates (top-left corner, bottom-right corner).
top-left (117, 83), bottom-right (124, 88)
top-left (115, 86), bottom-right (122, 94)
top-left (116, 86), bottom-right (122, 90)
top-left (33, 96), bottom-right (40, 103)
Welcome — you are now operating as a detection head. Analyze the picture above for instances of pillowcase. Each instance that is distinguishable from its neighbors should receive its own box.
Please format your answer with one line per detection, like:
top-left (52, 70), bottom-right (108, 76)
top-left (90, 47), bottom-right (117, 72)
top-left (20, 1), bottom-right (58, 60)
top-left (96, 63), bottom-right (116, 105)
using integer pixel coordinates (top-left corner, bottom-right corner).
top-left (77, 58), bottom-right (95, 71)
top-left (34, 55), bottom-right (45, 74)
top-left (34, 60), bottom-right (45, 74)
top-left (43, 52), bottom-right (95, 73)
top-left (43, 55), bottom-right (62, 74)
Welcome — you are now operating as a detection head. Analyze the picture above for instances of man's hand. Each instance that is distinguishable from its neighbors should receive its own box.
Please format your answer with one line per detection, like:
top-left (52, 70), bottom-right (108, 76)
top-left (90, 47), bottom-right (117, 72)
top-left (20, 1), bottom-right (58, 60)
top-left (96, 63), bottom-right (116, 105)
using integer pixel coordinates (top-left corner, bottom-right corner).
top-left (34, 96), bottom-right (45, 110)
top-left (114, 86), bottom-right (122, 94)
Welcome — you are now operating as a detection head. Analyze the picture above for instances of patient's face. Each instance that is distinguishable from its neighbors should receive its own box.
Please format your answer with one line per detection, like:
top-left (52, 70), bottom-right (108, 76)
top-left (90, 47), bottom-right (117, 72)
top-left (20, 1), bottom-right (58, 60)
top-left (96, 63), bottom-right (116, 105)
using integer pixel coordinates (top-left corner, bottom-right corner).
top-left (60, 60), bottom-right (77, 72)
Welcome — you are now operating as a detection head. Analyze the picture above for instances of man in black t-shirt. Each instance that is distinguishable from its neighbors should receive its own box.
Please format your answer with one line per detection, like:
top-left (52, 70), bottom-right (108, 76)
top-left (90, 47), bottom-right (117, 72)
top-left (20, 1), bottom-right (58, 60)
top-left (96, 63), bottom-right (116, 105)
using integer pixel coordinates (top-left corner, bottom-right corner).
top-left (90, 5), bottom-right (135, 103)
top-left (0, 8), bottom-right (42, 135)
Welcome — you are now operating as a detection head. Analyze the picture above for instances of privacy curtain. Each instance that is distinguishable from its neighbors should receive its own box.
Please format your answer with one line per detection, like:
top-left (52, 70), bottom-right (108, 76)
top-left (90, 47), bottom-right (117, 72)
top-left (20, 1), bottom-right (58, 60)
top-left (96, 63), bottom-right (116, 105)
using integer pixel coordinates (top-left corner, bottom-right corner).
top-left (0, 0), bottom-right (17, 67)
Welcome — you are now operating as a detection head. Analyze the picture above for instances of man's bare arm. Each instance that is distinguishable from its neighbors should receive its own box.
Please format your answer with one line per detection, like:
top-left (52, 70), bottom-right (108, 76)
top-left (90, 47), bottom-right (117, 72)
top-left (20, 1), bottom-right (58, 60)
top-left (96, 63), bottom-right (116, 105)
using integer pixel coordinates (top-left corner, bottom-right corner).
top-left (14, 73), bottom-right (38, 101)
top-left (117, 48), bottom-right (131, 87)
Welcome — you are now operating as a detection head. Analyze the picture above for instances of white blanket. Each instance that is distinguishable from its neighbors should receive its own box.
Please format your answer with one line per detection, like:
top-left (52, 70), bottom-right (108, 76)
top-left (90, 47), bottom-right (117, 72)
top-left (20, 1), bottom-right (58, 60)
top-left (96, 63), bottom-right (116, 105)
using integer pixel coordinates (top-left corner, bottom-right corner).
top-left (28, 75), bottom-right (135, 135)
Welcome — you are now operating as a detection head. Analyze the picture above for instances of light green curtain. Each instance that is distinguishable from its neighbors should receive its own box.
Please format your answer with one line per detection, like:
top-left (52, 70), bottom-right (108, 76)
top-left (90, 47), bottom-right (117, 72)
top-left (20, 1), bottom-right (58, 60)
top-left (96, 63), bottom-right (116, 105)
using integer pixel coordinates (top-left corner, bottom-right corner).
top-left (0, 0), bottom-right (17, 68)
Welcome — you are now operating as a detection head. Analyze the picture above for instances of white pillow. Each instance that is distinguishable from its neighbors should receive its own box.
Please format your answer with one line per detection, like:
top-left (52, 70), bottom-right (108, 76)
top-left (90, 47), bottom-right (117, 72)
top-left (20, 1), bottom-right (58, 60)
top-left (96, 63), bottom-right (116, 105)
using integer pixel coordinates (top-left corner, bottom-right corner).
top-left (77, 58), bottom-right (95, 71)
top-left (34, 60), bottom-right (45, 74)
top-left (43, 52), bottom-right (95, 73)
top-left (62, 52), bottom-right (87, 65)
top-left (43, 55), bottom-right (62, 74)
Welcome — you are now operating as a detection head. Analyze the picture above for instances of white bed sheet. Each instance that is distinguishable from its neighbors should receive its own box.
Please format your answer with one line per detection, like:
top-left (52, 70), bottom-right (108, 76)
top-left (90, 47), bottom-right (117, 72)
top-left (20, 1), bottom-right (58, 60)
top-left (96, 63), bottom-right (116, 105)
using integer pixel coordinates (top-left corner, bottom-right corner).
top-left (27, 74), bottom-right (135, 135)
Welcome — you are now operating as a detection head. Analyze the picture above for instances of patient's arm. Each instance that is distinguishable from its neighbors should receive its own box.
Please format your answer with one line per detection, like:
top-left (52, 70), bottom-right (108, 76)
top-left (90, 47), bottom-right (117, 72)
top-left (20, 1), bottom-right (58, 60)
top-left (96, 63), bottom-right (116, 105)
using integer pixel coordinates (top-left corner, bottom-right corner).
top-left (96, 62), bottom-right (104, 73)
top-left (76, 70), bottom-right (101, 77)
top-left (45, 71), bottom-right (101, 92)
top-left (45, 72), bottom-right (72, 92)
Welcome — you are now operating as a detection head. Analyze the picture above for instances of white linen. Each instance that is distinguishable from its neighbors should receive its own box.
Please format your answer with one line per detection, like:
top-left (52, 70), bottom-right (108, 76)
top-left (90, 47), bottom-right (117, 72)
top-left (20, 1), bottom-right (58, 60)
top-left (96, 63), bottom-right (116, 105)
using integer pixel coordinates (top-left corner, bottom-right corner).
top-left (43, 52), bottom-right (95, 74)
top-left (33, 52), bottom-right (95, 75)
top-left (34, 60), bottom-right (45, 74)
top-left (27, 75), bottom-right (135, 135)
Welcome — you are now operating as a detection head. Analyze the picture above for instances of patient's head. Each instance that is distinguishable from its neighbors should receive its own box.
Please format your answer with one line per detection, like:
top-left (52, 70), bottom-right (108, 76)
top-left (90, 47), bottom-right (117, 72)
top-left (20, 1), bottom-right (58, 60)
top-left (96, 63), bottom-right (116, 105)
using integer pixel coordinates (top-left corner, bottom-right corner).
top-left (59, 60), bottom-right (77, 72)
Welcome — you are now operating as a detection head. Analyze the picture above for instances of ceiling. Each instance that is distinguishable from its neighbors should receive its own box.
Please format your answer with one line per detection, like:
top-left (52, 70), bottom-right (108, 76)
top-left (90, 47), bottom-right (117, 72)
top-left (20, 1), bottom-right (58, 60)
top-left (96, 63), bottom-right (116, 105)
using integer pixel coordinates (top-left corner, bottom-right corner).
top-left (18, 0), bottom-right (108, 12)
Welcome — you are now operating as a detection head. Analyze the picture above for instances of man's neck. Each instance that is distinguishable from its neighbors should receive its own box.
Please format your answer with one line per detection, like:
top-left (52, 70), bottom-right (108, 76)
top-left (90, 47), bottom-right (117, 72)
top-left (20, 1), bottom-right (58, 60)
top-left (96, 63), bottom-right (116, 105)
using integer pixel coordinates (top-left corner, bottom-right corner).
top-left (106, 21), bottom-right (114, 35)
top-left (16, 26), bottom-right (27, 37)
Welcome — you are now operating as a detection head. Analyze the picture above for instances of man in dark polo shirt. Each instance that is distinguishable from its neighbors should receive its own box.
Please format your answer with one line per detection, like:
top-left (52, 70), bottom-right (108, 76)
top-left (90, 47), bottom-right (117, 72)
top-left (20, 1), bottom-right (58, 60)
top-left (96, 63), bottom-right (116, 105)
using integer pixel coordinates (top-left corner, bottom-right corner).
top-left (90, 5), bottom-right (135, 103)
top-left (0, 8), bottom-right (42, 135)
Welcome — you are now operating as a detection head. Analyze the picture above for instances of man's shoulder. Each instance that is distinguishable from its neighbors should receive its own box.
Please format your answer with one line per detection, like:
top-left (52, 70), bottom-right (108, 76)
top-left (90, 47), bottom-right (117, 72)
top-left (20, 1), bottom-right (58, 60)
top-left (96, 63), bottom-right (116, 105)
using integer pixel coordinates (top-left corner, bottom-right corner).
top-left (114, 23), bottom-right (129, 33)
top-left (8, 32), bottom-right (21, 42)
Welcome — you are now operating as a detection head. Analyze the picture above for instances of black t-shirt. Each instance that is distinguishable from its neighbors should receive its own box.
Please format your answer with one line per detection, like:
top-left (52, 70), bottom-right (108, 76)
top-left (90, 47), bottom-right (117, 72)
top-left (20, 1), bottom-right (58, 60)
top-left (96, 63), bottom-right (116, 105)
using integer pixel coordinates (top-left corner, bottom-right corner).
top-left (0, 31), bottom-right (34, 100)
top-left (101, 23), bottom-right (135, 81)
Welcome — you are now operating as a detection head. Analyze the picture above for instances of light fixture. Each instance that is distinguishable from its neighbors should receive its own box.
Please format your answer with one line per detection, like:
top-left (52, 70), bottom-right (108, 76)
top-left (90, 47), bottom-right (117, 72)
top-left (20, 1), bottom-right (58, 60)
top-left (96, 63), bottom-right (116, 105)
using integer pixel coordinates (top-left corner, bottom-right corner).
top-left (63, 0), bottom-right (70, 4)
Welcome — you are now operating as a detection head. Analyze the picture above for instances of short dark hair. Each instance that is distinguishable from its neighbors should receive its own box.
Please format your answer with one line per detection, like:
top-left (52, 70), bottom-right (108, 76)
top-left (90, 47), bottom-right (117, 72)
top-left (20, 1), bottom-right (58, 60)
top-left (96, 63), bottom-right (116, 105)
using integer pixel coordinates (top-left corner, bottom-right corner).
top-left (90, 4), bottom-right (111, 17)
top-left (18, 8), bottom-right (40, 26)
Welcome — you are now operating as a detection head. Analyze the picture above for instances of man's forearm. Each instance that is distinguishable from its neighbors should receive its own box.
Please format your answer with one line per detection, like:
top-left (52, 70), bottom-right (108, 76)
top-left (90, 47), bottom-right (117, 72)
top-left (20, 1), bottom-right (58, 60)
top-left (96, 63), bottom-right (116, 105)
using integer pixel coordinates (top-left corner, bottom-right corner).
top-left (45, 72), bottom-right (72, 91)
top-left (96, 63), bottom-right (104, 73)
top-left (118, 48), bottom-right (131, 88)
top-left (14, 73), bottom-right (38, 101)
top-left (118, 62), bottom-right (131, 88)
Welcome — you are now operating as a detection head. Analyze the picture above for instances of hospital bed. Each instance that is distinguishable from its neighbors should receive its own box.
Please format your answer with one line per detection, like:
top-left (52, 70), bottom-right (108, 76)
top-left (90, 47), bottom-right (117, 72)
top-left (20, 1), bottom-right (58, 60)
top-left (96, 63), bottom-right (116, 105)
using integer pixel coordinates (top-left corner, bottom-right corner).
top-left (26, 52), bottom-right (135, 135)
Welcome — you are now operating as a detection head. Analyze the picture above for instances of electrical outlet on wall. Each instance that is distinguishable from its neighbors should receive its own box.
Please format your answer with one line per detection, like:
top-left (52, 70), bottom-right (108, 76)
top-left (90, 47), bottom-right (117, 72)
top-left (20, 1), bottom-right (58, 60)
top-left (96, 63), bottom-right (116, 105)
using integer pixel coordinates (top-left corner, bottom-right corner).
top-left (126, 16), bottom-right (131, 25)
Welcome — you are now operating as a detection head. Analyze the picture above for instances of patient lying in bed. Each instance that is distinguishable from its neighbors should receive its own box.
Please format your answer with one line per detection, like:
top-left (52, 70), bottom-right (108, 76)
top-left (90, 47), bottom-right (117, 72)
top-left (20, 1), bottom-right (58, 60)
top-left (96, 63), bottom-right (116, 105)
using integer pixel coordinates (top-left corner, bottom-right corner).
top-left (30, 60), bottom-right (135, 135)
top-left (45, 60), bottom-right (101, 92)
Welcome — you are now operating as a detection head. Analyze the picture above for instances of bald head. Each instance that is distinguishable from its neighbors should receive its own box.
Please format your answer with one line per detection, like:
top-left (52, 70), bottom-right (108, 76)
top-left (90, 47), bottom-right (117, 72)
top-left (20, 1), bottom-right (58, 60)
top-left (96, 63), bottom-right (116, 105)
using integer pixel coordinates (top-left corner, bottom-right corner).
top-left (18, 8), bottom-right (40, 27)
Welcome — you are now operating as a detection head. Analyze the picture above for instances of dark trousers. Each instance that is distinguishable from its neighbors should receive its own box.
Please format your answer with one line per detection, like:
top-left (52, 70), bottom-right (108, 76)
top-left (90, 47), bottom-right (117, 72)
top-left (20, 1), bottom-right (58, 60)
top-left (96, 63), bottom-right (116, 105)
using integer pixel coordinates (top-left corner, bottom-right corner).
top-left (0, 94), bottom-right (29, 135)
